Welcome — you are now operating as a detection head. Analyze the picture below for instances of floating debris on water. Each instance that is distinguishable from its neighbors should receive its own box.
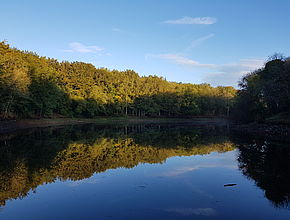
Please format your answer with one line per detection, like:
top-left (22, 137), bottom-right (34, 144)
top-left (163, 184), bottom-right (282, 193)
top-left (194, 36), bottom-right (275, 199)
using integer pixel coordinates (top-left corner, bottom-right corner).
top-left (224, 184), bottom-right (237, 187)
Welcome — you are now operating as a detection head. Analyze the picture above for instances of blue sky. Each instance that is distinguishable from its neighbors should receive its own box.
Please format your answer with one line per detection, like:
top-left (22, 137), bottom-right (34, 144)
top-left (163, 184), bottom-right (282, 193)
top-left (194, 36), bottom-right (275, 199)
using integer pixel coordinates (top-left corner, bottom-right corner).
top-left (1, 0), bottom-right (290, 87)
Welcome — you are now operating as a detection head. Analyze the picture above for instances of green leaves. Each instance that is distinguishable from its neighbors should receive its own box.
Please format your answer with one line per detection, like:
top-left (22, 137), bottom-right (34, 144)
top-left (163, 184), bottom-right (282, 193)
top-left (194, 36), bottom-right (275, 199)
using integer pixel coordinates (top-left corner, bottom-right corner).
top-left (0, 41), bottom-right (236, 119)
top-left (233, 56), bottom-right (290, 122)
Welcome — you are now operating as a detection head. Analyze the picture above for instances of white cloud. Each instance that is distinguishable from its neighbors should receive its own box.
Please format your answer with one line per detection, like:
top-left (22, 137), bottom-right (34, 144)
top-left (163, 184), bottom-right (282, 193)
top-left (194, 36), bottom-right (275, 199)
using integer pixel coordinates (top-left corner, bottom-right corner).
top-left (148, 53), bottom-right (264, 87)
top-left (164, 16), bottom-right (217, 25)
top-left (63, 42), bottom-right (104, 53)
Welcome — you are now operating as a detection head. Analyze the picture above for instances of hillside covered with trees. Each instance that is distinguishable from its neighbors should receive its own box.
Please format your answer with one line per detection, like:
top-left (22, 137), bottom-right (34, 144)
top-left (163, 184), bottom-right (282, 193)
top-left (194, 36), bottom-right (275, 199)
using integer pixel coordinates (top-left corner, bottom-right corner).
top-left (0, 41), bottom-right (236, 119)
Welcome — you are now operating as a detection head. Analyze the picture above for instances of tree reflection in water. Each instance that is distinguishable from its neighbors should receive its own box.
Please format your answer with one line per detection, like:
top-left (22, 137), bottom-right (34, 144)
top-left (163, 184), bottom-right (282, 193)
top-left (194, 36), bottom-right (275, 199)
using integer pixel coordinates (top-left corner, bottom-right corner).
top-left (3, 124), bottom-right (290, 211)
top-left (0, 124), bottom-right (233, 207)
top-left (238, 139), bottom-right (290, 209)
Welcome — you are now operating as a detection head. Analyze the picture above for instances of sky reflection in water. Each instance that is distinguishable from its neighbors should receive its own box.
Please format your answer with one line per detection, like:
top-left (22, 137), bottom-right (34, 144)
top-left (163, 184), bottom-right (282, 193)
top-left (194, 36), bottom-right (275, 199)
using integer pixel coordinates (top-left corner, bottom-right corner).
top-left (0, 124), bottom-right (290, 220)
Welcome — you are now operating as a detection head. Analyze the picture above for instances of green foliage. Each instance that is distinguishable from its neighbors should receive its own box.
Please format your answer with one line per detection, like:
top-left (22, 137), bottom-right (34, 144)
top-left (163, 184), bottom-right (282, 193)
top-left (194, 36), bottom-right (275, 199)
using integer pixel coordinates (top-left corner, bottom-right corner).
top-left (0, 41), bottom-right (236, 119)
top-left (233, 56), bottom-right (290, 123)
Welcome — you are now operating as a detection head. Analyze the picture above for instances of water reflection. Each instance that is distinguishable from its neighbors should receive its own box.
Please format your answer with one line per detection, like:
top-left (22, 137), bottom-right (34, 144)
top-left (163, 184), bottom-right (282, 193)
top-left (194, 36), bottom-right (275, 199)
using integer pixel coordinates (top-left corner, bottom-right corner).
top-left (0, 124), bottom-right (233, 207)
top-left (237, 139), bottom-right (290, 209)
top-left (1, 123), bottom-right (290, 219)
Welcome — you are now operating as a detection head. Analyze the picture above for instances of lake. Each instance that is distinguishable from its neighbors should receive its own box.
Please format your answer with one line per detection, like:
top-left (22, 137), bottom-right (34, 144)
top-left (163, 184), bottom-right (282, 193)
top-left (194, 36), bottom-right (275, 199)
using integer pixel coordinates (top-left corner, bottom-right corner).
top-left (0, 123), bottom-right (290, 219)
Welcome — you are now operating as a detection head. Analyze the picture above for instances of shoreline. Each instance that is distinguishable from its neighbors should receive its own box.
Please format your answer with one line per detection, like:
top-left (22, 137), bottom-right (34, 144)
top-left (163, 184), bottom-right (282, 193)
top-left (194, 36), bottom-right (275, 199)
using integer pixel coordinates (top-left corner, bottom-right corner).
top-left (231, 122), bottom-right (290, 142)
top-left (2, 117), bottom-right (290, 142)
top-left (0, 117), bottom-right (229, 134)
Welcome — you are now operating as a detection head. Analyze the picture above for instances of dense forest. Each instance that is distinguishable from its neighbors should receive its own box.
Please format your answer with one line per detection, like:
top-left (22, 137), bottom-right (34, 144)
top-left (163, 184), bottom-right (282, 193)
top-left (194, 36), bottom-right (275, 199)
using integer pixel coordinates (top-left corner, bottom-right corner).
top-left (2, 41), bottom-right (289, 123)
top-left (0, 41), bottom-right (236, 119)
top-left (233, 54), bottom-right (290, 123)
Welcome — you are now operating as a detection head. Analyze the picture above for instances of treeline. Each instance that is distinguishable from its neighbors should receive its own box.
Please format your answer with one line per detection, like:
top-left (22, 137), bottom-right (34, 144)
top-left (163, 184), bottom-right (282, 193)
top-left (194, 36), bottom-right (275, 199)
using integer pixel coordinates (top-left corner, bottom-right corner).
top-left (233, 55), bottom-right (290, 123)
top-left (0, 41), bottom-right (236, 119)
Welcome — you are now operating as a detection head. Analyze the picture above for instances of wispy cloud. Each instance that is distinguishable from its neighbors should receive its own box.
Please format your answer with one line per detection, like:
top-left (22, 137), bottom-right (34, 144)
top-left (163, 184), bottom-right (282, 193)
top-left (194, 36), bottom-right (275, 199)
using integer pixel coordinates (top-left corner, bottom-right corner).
top-left (204, 59), bottom-right (265, 86)
top-left (164, 16), bottom-right (217, 25)
top-left (112, 27), bottom-right (124, 33)
top-left (158, 165), bottom-right (217, 177)
top-left (148, 53), bottom-right (264, 86)
top-left (186, 33), bottom-right (215, 50)
top-left (62, 42), bottom-right (104, 53)
top-left (157, 163), bottom-right (236, 177)
top-left (147, 53), bottom-right (216, 68)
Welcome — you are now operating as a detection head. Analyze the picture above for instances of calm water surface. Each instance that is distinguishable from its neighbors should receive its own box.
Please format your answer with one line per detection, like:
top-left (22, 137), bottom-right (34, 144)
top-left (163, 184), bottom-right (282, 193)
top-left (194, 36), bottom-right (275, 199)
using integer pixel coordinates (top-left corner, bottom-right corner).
top-left (0, 124), bottom-right (290, 219)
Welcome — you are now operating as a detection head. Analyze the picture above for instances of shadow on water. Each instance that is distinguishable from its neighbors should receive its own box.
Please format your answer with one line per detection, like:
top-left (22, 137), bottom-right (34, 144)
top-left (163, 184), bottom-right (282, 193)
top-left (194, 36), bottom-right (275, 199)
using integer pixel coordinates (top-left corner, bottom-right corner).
top-left (0, 124), bottom-right (233, 207)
